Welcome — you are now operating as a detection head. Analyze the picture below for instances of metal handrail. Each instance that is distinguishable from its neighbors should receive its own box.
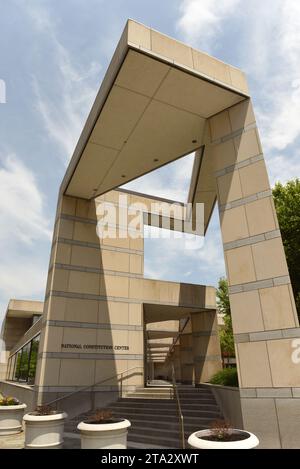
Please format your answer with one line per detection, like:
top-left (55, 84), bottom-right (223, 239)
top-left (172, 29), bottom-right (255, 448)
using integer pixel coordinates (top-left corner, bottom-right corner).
top-left (45, 366), bottom-right (144, 408)
top-left (167, 316), bottom-right (190, 358)
top-left (171, 363), bottom-right (185, 449)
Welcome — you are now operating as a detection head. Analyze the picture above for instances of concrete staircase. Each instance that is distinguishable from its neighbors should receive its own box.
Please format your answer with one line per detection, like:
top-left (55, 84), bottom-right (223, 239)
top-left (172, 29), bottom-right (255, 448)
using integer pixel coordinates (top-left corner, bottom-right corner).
top-left (65, 385), bottom-right (223, 449)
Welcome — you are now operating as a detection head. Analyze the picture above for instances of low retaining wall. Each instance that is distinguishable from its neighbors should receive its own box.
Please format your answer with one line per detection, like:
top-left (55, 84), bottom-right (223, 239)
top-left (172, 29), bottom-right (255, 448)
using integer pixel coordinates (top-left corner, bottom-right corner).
top-left (0, 381), bottom-right (36, 411)
top-left (201, 383), bottom-right (243, 428)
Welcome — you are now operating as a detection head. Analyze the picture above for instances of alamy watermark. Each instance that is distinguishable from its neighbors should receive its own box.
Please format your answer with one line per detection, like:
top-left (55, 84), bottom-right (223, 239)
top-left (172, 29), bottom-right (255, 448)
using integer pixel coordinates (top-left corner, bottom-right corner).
top-left (0, 79), bottom-right (6, 103)
top-left (95, 193), bottom-right (204, 250)
top-left (291, 338), bottom-right (300, 364)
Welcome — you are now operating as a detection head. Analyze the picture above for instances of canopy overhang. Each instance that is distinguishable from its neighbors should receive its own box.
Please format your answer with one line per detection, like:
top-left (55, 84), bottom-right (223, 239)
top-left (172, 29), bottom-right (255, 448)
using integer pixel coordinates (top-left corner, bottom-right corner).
top-left (61, 20), bottom-right (249, 209)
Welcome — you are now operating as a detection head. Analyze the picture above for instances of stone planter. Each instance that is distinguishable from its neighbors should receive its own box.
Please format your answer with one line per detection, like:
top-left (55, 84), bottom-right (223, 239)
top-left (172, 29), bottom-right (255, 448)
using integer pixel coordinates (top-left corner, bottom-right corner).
top-left (23, 411), bottom-right (67, 449)
top-left (188, 429), bottom-right (259, 449)
top-left (0, 403), bottom-right (27, 435)
top-left (77, 419), bottom-right (131, 449)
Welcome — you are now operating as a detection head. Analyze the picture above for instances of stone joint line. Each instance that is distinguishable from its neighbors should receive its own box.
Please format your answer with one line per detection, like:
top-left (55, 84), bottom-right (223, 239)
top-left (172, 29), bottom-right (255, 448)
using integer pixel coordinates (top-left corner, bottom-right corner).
top-left (223, 229), bottom-right (281, 251)
top-left (49, 262), bottom-right (144, 279)
top-left (234, 327), bottom-right (300, 343)
top-left (54, 236), bottom-right (144, 255)
top-left (240, 387), bottom-right (300, 398)
top-left (215, 153), bottom-right (264, 178)
top-left (210, 121), bottom-right (257, 145)
top-left (46, 289), bottom-right (216, 310)
top-left (219, 190), bottom-right (273, 212)
top-left (47, 319), bottom-right (143, 331)
top-left (228, 275), bottom-right (291, 294)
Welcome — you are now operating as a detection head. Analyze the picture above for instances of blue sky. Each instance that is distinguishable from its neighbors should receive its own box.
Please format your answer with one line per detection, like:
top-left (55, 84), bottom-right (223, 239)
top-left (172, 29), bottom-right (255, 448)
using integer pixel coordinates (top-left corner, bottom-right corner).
top-left (0, 0), bottom-right (300, 321)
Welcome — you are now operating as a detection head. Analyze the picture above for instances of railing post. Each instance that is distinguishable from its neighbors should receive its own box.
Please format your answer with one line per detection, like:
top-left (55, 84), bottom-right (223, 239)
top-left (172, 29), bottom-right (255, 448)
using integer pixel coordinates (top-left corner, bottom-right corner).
top-left (171, 363), bottom-right (185, 449)
top-left (91, 385), bottom-right (96, 410)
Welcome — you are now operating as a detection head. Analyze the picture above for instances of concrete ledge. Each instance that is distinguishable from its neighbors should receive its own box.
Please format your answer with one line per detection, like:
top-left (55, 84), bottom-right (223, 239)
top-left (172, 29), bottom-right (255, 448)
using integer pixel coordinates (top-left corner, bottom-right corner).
top-left (0, 381), bottom-right (36, 412)
top-left (200, 382), bottom-right (243, 428)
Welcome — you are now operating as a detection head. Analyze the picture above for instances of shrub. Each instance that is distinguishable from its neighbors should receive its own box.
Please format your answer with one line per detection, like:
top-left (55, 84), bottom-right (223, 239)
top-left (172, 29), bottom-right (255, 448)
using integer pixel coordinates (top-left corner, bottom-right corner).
top-left (33, 405), bottom-right (56, 416)
top-left (86, 409), bottom-right (114, 424)
top-left (0, 395), bottom-right (20, 406)
top-left (209, 368), bottom-right (238, 387)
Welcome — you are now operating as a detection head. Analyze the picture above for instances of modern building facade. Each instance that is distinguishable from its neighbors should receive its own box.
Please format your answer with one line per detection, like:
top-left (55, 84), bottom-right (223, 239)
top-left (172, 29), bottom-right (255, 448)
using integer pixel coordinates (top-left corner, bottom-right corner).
top-left (1, 20), bottom-right (300, 448)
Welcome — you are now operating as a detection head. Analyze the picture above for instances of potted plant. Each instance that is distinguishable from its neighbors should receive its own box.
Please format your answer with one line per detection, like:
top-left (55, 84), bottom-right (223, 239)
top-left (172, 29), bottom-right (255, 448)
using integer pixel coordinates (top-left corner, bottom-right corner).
top-left (188, 419), bottom-right (259, 449)
top-left (23, 405), bottom-right (67, 449)
top-left (77, 409), bottom-right (131, 449)
top-left (0, 393), bottom-right (27, 435)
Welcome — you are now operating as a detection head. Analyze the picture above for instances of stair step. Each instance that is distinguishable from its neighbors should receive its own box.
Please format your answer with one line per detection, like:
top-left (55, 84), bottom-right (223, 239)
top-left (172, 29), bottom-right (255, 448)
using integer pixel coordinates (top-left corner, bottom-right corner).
top-left (124, 417), bottom-right (212, 431)
top-left (127, 432), bottom-right (179, 448)
top-left (127, 441), bottom-right (170, 449)
top-left (134, 388), bottom-right (173, 393)
top-left (109, 403), bottom-right (219, 412)
top-left (178, 389), bottom-right (213, 393)
top-left (119, 399), bottom-right (216, 406)
top-left (128, 424), bottom-right (206, 437)
top-left (66, 414), bottom-right (217, 430)
top-left (125, 394), bottom-right (173, 399)
top-left (102, 411), bottom-right (221, 422)
top-left (108, 404), bottom-right (219, 414)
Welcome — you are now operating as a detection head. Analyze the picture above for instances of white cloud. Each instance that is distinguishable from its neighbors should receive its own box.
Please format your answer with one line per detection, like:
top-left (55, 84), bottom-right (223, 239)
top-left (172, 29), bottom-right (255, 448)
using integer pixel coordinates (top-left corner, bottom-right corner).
top-left (177, 0), bottom-right (241, 51)
top-left (0, 254), bottom-right (47, 329)
top-left (177, 0), bottom-right (300, 178)
top-left (123, 153), bottom-right (195, 202)
top-left (255, 0), bottom-right (300, 153)
top-left (144, 209), bottom-right (225, 286)
top-left (266, 151), bottom-right (300, 186)
top-left (0, 152), bottom-right (50, 322)
top-left (26, 3), bottom-right (101, 163)
top-left (0, 259), bottom-right (47, 303)
top-left (0, 153), bottom-right (51, 244)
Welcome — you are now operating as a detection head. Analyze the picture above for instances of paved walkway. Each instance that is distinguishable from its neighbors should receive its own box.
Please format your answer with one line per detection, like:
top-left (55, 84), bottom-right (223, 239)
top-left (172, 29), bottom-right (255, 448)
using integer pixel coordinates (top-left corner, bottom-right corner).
top-left (0, 431), bottom-right (80, 449)
top-left (0, 431), bottom-right (24, 449)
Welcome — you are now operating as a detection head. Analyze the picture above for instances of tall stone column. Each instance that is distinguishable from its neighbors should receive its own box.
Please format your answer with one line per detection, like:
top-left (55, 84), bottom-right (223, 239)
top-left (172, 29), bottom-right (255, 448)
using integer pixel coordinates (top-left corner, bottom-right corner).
top-left (191, 311), bottom-right (222, 384)
top-left (171, 344), bottom-right (182, 383)
top-left (35, 191), bottom-right (144, 413)
top-left (179, 333), bottom-right (194, 384)
top-left (208, 99), bottom-right (300, 448)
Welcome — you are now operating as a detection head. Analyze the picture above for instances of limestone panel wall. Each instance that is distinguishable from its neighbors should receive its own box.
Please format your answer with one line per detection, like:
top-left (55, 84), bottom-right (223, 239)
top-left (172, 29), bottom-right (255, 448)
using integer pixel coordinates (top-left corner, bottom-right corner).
top-left (0, 317), bottom-right (33, 380)
top-left (208, 98), bottom-right (300, 447)
top-left (36, 190), bottom-right (215, 408)
top-left (36, 191), bottom-right (145, 405)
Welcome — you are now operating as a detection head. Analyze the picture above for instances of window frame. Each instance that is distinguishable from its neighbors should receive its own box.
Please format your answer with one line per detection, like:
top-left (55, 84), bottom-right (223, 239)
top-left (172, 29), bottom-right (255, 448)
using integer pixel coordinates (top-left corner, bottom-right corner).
top-left (6, 333), bottom-right (40, 384)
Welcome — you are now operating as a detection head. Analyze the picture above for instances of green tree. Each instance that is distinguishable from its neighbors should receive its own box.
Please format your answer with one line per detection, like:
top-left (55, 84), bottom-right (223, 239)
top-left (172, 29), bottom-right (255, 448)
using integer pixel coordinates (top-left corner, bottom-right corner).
top-left (216, 179), bottom-right (300, 361)
top-left (217, 278), bottom-right (235, 356)
top-left (272, 179), bottom-right (300, 317)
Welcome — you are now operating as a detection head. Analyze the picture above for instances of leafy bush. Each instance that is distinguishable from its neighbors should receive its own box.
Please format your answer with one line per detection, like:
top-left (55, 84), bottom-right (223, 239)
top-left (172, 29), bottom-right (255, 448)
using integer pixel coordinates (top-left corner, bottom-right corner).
top-left (33, 405), bottom-right (56, 416)
top-left (0, 395), bottom-right (20, 406)
top-left (86, 409), bottom-right (114, 424)
top-left (209, 368), bottom-right (238, 387)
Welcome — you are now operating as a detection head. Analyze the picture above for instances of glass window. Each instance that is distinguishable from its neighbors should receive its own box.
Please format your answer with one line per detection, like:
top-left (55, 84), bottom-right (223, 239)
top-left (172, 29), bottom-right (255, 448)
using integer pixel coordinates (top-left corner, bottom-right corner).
top-left (9, 334), bottom-right (40, 384)
top-left (28, 335), bottom-right (40, 385)
top-left (14, 349), bottom-right (23, 381)
top-left (6, 357), bottom-right (11, 380)
top-left (8, 354), bottom-right (16, 380)
top-left (18, 342), bottom-right (31, 382)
